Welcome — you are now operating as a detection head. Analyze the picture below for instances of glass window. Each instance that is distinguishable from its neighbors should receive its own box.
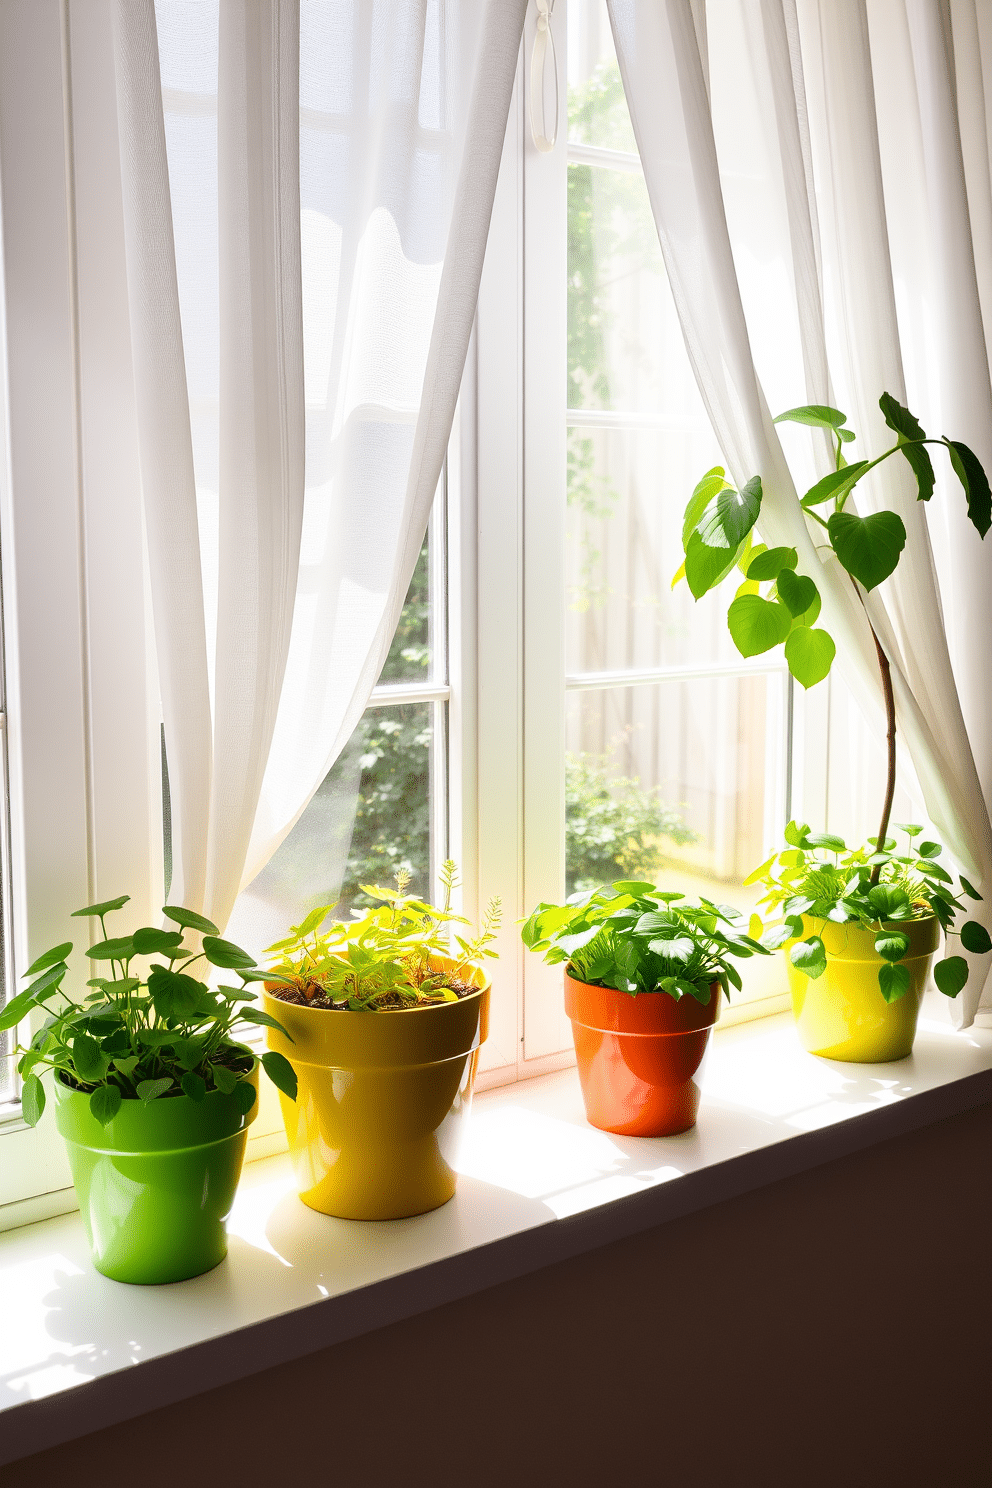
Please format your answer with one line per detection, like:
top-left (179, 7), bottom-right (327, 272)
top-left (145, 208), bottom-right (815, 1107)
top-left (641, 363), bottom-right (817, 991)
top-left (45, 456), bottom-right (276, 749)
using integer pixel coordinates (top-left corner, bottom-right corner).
top-left (226, 505), bottom-right (448, 962)
top-left (562, 1), bottom-right (790, 1014)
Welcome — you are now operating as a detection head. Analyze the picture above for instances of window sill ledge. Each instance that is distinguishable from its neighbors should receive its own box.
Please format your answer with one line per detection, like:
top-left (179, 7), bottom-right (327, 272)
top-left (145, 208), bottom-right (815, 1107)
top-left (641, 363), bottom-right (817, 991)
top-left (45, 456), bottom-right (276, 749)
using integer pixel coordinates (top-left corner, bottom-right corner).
top-left (2, 993), bottom-right (990, 1467)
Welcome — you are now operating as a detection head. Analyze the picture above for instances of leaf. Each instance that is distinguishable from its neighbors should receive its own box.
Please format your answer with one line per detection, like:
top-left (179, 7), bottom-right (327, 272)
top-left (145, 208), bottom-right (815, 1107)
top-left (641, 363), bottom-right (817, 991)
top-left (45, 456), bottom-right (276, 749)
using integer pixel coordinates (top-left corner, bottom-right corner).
top-left (879, 392), bottom-right (927, 443)
top-left (784, 820), bottom-right (811, 847)
top-left (21, 1075), bottom-right (45, 1126)
top-left (262, 1050), bottom-right (298, 1101)
top-left (801, 462), bottom-right (870, 509)
top-left (241, 1008), bottom-right (295, 1042)
top-left (961, 921), bottom-right (992, 955)
top-left (790, 936), bottom-right (827, 978)
top-left (867, 884), bottom-right (908, 918)
top-left (917, 841), bottom-right (942, 858)
top-left (212, 1064), bottom-right (239, 1095)
top-left (162, 905), bottom-right (220, 935)
top-left (878, 962), bottom-right (911, 1002)
top-left (202, 936), bottom-right (257, 971)
top-left (132, 927), bottom-right (185, 956)
top-left (233, 1080), bottom-right (257, 1115)
top-left (87, 936), bottom-right (135, 961)
top-left (875, 930), bottom-right (910, 963)
top-left (684, 531), bottom-right (742, 599)
top-left (670, 559), bottom-right (686, 590)
top-left (0, 989), bottom-right (38, 1032)
top-left (112, 1055), bottom-right (139, 1075)
top-left (147, 967), bottom-right (203, 1021)
top-left (682, 468), bottom-right (728, 548)
top-left (934, 956), bottom-right (969, 997)
top-left (775, 569), bottom-right (818, 618)
top-left (784, 626), bottom-right (836, 689)
top-left (946, 440), bottom-right (992, 537)
top-left (24, 942), bottom-right (73, 977)
top-left (89, 1085), bottom-right (122, 1126)
top-left (895, 822), bottom-right (923, 837)
top-left (695, 475), bottom-right (762, 549)
top-left (71, 1034), bottom-right (110, 1084)
top-left (180, 1071), bottom-right (206, 1102)
top-left (136, 1077), bottom-right (173, 1103)
top-left (773, 403), bottom-right (849, 431)
top-left (959, 876), bottom-right (982, 901)
top-left (71, 895), bottom-right (130, 918)
top-left (746, 546), bottom-right (797, 582)
top-left (727, 595), bottom-right (791, 657)
top-left (899, 440), bottom-right (934, 502)
top-left (827, 509), bottom-right (907, 590)
top-left (294, 905), bottom-right (332, 939)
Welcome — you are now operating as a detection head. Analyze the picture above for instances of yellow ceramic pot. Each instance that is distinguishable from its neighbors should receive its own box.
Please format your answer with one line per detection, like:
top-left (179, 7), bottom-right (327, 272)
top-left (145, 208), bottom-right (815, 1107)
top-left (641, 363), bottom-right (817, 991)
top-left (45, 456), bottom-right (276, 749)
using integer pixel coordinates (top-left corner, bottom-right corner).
top-left (263, 959), bottom-right (489, 1220)
top-left (786, 915), bottom-right (939, 1062)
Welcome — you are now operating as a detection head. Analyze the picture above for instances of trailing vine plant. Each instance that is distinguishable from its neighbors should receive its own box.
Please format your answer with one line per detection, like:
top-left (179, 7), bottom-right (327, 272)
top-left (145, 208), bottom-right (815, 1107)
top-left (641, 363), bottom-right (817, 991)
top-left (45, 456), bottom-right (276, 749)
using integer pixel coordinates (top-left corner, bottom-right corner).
top-left (674, 393), bottom-right (990, 880)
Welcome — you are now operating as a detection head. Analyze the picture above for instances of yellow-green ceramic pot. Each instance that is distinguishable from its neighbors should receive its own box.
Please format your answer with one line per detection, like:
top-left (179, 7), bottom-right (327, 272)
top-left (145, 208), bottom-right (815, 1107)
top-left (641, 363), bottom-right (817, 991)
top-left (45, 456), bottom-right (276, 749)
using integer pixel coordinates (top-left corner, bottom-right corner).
top-left (264, 958), bottom-right (489, 1220)
top-left (786, 915), bottom-right (939, 1062)
top-left (54, 1065), bottom-right (258, 1284)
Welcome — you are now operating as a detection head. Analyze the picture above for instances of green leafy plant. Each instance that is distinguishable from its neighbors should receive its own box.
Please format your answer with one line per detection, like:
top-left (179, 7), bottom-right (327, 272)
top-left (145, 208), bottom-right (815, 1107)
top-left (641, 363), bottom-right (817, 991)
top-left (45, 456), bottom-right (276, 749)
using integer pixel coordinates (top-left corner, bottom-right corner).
top-left (521, 880), bottom-right (769, 1004)
top-left (675, 393), bottom-right (991, 883)
top-left (265, 862), bottom-right (501, 1011)
top-left (0, 895), bottom-right (298, 1128)
top-left (565, 750), bottom-right (696, 895)
top-left (748, 821), bottom-right (989, 1001)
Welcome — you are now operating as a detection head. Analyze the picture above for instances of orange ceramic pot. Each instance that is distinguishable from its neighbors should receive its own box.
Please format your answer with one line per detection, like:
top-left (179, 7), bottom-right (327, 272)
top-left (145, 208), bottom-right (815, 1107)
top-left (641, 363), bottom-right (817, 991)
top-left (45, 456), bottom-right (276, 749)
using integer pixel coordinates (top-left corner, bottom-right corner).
top-left (564, 972), bottom-right (720, 1137)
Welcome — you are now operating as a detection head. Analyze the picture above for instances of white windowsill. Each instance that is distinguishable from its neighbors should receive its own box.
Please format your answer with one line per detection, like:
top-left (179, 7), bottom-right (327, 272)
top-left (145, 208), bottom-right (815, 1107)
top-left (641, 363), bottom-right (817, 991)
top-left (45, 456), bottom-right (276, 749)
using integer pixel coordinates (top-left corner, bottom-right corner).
top-left (1, 992), bottom-right (990, 1468)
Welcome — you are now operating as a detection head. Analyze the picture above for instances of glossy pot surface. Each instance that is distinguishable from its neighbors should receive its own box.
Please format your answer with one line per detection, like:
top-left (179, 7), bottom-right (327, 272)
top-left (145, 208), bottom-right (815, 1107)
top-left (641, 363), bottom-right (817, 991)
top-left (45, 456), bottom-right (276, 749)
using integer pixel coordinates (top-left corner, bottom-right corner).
top-left (786, 915), bottom-right (939, 1062)
top-left (564, 973), bottom-right (720, 1137)
top-left (54, 1067), bottom-right (258, 1284)
top-left (264, 958), bottom-right (490, 1220)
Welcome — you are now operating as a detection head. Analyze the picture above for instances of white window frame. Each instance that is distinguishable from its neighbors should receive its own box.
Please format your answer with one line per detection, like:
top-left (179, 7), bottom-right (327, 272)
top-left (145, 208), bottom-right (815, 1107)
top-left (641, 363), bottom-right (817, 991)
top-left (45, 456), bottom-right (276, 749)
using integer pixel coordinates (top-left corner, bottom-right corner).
top-left (0, 0), bottom-right (840, 1225)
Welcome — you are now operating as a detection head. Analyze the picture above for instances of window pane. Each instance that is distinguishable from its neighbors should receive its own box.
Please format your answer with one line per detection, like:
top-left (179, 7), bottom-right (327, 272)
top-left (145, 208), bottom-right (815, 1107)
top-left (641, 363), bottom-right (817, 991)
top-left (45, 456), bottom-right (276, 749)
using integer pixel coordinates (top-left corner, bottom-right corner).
top-left (567, 425), bottom-right (742, 675)
top-left (227, 700), bottom-right (438, 960)
top-left (377, 529), bottom-right (433, 685)
top-left (565, 674), bottom-right (787, 901)
top-left (567, 5), bottom-right (636, 154)
top-left (567, 163), bottom-right (679, 417)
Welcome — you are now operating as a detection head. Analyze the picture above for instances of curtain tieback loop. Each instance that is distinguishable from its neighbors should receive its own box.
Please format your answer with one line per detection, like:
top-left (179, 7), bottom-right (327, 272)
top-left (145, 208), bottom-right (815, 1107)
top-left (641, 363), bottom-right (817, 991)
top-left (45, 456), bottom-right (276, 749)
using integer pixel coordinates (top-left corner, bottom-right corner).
top-left (530, 0), bottom-right (558, 154)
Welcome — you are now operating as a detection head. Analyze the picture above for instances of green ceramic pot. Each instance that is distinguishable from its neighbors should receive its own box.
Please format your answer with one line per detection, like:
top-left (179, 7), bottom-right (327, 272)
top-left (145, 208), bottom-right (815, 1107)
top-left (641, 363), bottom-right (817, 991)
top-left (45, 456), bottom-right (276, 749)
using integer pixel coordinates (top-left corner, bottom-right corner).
top-left (53, 1066), bottom-right (258, 1285)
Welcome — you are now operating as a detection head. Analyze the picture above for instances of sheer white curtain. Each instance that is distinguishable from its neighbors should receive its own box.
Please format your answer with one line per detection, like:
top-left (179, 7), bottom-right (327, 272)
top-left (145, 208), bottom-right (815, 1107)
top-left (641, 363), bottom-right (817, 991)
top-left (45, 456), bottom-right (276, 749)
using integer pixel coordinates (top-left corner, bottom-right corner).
top-left (113, 0), bottom-right (526, 931)
top-left (607, 0), bottom-right (992, 1024)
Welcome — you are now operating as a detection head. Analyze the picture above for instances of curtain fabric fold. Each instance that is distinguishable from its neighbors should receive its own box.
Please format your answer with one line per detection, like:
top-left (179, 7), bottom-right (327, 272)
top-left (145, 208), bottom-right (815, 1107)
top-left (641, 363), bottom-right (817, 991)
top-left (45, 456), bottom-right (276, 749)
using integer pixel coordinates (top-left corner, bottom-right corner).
top-left (111, 0), bottom-right (527, 932)
top-left (607, 0), bottom-right (992, 1023)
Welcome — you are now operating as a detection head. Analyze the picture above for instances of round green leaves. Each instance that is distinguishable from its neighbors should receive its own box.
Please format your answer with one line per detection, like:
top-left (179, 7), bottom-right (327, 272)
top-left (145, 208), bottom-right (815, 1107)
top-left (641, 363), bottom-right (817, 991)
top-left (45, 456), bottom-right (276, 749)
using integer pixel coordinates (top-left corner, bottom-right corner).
top-left (784, 627), bottom-right (835, 688)
top-left (934, 956), bottom-right (969, 998)
top-left (827, 509), bottom-right (907, 591)
top-left (727, 595), bottom-right (791, 656)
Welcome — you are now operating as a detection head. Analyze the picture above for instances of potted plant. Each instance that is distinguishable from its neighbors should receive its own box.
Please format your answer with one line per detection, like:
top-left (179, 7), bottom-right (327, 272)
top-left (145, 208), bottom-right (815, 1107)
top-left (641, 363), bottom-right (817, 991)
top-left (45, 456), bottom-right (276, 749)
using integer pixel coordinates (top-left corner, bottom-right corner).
top-left (676, 393), bottom-right (991, 1058)
top-left (0, 895), bottom-right (297, 1284)
top-left (521, 882), bottom-right (768, 1135)
top-left (262, 862), bottom-right (500, 1220)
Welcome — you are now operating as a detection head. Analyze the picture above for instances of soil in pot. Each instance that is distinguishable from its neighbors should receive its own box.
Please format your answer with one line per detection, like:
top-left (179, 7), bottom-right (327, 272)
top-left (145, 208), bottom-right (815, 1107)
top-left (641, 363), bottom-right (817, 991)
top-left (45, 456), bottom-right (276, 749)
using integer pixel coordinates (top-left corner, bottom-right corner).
top-left (565, 973), bottom-right (720, 1137)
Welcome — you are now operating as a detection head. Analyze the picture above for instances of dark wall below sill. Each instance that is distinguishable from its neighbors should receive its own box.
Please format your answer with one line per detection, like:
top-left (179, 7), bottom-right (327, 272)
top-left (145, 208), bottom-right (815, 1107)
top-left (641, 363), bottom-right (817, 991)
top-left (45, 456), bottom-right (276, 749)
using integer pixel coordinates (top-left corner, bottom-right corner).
top-left (8, 1103), bottom-right (990, 1488)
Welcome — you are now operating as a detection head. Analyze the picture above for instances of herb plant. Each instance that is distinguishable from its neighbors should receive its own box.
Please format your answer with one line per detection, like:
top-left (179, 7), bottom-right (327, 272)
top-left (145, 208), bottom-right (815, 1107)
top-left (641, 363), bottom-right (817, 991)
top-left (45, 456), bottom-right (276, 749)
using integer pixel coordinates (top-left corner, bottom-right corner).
top-left (0, 895), bottom-right (298, 1128)
top-left (265, 861), bottom-right (501, 1010)
top-left (749, 822), bottom-right (990, 1001)
top-left (521, 880), bottom-right (769, 1004)
top-left (675, 393), bottom-right (990, 871)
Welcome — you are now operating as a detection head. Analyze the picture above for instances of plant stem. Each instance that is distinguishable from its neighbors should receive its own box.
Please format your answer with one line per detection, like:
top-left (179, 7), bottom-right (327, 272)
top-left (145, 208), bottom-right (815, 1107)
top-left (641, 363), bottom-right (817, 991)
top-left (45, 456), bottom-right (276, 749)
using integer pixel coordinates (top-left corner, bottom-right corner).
top-left (868, 622), bottom-right (897, 885)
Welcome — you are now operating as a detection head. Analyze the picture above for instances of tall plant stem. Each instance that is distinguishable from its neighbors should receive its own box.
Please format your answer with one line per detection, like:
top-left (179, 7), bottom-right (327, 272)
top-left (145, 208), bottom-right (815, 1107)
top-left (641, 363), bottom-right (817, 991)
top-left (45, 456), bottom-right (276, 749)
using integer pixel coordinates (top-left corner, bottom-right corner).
top-left (868, 623), bottom-right (897, 885)
top-left (845, 564), bottom-right (898, 884)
